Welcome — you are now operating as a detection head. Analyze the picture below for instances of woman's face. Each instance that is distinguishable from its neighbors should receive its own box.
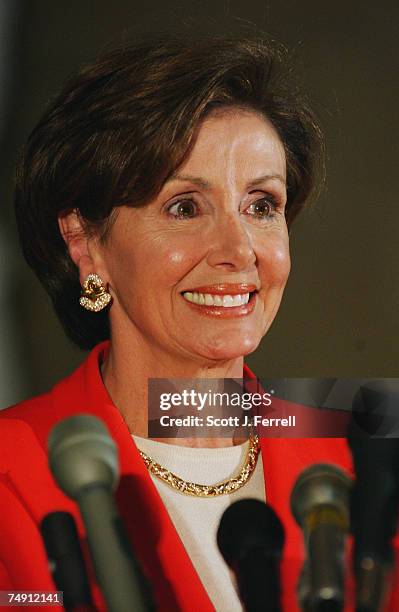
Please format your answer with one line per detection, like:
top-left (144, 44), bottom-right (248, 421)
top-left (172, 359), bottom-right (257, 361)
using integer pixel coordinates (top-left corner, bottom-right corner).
top-left (95, 109), bottom-right (290, 363)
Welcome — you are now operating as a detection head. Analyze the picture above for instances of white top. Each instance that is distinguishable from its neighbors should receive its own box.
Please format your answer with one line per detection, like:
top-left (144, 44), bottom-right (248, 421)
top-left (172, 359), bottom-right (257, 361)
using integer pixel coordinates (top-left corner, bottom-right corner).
top-left (133, 436), bottom-right (266, 611)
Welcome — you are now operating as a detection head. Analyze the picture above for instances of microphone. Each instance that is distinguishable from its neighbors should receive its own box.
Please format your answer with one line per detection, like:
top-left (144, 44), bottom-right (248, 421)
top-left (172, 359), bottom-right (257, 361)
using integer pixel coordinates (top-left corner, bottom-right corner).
top-left (48, 414), bottom-right (153, 612)
top-left (217, 498), bottom-right (285, 612)
top-left (40, 511), bottom-right (96, 612)
top-left (290, 463), bottom-right (352, 612)
top-left (348, 436), bottom-right (399, 612)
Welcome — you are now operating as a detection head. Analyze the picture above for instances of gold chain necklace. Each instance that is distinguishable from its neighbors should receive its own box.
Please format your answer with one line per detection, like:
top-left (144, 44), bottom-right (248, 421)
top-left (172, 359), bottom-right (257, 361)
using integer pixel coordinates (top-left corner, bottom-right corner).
top-left (138, 432), bottom-right (260, 497)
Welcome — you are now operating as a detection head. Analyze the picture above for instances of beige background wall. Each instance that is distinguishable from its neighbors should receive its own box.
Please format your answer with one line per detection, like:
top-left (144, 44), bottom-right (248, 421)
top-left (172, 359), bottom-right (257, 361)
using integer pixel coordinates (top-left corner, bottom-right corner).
top-left (1, 0), bottom-right (398, 408)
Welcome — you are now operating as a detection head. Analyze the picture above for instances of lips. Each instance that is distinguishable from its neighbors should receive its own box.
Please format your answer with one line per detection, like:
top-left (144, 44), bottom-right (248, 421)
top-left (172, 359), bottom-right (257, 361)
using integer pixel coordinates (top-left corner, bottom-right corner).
top-left (180, 284), bottom-right (258, 318)
top-left (182, 283), bottom-right (258, 295)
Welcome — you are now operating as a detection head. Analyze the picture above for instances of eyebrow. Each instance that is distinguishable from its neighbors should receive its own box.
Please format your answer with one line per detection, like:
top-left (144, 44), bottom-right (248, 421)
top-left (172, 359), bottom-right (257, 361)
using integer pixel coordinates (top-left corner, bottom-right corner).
top-left (170, 173), bottom-right (286, 189)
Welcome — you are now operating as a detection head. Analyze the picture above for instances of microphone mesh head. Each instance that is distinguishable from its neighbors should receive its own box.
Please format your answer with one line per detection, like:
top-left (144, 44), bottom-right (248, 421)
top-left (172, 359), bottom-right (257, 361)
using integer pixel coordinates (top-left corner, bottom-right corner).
top-left (290, 463), bottom-right (352, 528)
top-left (217, 498), bottom-right (284, 566)
top-left (48, 414), bottom-right (119, 499)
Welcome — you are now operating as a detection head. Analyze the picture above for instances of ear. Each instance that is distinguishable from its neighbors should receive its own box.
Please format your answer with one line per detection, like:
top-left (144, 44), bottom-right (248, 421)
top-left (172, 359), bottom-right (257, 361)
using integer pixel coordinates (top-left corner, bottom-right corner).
top-left (58, 210), bottom-right (99, 286)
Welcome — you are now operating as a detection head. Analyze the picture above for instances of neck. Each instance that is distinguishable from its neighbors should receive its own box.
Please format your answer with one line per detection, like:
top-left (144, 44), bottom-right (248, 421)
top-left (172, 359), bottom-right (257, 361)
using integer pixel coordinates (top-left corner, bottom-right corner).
top-left (101, 333), bottom-right (245, 448)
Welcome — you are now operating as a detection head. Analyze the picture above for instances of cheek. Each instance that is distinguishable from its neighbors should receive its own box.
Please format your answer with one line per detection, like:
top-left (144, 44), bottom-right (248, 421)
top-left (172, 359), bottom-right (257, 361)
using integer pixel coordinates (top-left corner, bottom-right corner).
top-left (145, 241), bottom-right (202, 287)
top-left (258, 237), bottom-right (291, 286)
top-left (275, 244), bottom-right (291, 280)
top-left (168, 249), bottom-right (189, 265)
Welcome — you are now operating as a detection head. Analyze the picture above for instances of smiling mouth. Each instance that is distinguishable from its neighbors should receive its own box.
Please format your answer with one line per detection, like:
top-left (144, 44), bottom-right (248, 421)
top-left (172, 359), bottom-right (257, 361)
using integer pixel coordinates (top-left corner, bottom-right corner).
top-left (182, 291), bottom-right (253, 307)
top-left (180, 284), bottom-right (258, 315)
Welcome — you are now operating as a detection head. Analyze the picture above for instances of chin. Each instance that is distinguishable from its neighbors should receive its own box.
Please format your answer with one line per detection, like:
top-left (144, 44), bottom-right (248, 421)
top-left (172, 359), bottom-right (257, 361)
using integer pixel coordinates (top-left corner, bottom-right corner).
top-left (193, 333), bottom-right (262, 362)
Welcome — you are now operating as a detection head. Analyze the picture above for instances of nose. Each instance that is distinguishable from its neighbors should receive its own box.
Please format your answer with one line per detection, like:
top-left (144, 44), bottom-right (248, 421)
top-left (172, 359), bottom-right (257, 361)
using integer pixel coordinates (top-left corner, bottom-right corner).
top-left (206, 212), bottom-right (257, 271)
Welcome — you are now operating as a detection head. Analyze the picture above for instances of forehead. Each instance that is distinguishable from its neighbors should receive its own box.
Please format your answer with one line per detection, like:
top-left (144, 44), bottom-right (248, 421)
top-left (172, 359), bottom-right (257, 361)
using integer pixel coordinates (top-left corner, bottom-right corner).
top-left (177, 109), bottom-right (286, 181)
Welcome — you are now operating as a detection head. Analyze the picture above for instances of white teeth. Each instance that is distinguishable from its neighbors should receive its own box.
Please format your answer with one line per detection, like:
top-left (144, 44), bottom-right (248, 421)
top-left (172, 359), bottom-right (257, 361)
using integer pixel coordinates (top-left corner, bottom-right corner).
top-left (182, 291), bottom-right (251, 307)
top-left (223, 295), bottom-right (234, 307)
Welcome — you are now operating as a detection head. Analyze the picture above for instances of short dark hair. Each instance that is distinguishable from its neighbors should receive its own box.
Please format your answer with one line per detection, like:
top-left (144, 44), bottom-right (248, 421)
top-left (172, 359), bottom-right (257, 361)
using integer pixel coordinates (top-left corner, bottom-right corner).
top-left (15, 34), bottom-right (324, 350)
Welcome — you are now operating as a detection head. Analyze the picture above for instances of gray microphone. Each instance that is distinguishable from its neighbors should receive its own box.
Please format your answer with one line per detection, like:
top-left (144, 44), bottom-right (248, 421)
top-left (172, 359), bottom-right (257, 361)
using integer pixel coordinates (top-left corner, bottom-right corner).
top-left (290, 464), bottom-right (352, 612)
top-left (48, 414), bottom-right (153, 612)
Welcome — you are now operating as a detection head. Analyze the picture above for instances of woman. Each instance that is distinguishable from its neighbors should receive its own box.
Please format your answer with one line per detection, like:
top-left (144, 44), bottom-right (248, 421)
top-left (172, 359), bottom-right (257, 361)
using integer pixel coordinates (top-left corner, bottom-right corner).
top-left (0, 35), bottom-right (394, 611)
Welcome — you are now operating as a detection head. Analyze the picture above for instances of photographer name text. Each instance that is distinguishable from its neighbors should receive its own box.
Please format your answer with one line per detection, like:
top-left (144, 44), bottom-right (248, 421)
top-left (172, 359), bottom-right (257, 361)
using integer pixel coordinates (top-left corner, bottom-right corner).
top-left (158, 414), bottom-right (296, 428)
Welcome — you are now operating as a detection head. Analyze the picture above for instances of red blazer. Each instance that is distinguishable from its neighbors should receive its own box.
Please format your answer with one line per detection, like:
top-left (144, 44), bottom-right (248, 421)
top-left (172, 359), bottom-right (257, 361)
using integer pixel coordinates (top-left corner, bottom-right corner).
top-left (0, 342), bottom-right (397, 611)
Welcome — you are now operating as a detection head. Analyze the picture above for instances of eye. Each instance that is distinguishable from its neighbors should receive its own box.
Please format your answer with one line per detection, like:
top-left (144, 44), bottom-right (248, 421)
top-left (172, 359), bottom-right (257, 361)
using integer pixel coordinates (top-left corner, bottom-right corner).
top-left (167, 198), bottom-right (198, 219)
top-left (245, 197), bottom-right (276, 219)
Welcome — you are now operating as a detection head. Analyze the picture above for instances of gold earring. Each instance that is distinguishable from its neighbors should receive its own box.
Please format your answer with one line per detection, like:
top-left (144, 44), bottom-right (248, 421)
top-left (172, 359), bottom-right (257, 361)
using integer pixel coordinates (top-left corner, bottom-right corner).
top-left (79, 273), bottom-right (112, 312)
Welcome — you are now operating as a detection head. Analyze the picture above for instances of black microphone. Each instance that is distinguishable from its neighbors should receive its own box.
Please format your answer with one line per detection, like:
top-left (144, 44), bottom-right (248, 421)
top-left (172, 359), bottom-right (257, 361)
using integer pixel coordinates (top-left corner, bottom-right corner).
top-left (48, 414), bottom-right (153, 612)
top-left (348, 435), bottom-right (399, 612)
top-left (40, 511), bottom-right (96, 612)
top-left (217, 498), bottom-right (285, 612)
top-left (290, 463), bottom-right (352, 612)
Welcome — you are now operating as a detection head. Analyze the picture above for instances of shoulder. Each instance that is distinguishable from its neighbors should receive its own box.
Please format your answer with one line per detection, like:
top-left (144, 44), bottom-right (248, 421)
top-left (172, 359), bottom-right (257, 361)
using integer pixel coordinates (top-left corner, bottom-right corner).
top-left (0, 344), bottom-right (109, 536)
top-left (1, 391), bottom-right (53, 424)
top-left (0, 390), bottom-right (57, 461)
top-left (0, 390), bottom-right (82, 593)
top-left (0, 342), bottom-right (108, 452)
top-left (0, 371), bottom-right (76, 451)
